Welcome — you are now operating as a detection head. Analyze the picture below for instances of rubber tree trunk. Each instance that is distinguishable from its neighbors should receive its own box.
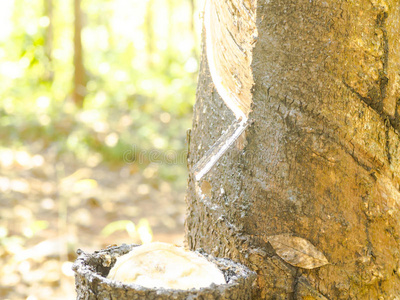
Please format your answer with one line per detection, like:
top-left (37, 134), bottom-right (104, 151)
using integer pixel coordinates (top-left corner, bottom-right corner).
top-left (185, 1), bottom-right (400, 299)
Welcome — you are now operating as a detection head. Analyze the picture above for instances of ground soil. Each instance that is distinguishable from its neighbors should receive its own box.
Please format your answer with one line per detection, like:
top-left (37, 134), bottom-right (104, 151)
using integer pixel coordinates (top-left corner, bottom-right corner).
top-left (0, 148), bottom-right (186, 300)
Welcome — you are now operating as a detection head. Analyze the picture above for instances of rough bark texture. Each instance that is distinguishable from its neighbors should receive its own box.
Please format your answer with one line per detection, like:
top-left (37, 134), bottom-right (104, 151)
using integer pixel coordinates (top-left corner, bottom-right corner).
top-left (73, 244), bottom-right (257, 299)
top-left (186, 0), bottom-right (400, 299)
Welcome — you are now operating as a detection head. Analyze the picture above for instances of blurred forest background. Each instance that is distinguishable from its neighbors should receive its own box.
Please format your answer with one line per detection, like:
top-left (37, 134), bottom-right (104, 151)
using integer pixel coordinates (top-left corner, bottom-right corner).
top-left (0, 0), bottom-right (201, 298)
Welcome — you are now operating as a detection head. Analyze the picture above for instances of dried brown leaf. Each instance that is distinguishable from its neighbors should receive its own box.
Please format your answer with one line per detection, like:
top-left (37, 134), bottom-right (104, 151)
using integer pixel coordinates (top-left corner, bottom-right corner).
top-left (266, 234), bottom-right (329, 269)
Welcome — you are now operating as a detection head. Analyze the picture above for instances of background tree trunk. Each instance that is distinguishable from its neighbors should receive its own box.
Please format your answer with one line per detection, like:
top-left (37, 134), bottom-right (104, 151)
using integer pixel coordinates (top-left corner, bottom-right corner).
top-left (145, 0), bottom-right (154, 68)
top-left (186, 1), bottom-right (400, 299)
top-left (73, 0), bottom-right (86, 108)
top-left (44, 0), bottom-right (53, 81)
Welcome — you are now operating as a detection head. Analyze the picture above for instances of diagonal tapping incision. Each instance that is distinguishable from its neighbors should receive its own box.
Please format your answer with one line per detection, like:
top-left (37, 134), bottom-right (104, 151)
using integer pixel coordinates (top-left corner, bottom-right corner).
top-left (192, 119), bottom-right (250, 181)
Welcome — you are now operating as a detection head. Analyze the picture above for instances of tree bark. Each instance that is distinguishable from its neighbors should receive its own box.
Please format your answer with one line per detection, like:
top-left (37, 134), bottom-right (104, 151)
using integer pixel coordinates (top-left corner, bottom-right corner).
top-left (73, 0), bottom-right (86, 108)
top-left (186, 1), bottom-right (400, 299)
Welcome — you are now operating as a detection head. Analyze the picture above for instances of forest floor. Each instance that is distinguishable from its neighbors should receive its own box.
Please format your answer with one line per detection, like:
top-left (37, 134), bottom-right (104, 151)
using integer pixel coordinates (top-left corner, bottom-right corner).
top-left (0, 145), bottom-right (187, 300)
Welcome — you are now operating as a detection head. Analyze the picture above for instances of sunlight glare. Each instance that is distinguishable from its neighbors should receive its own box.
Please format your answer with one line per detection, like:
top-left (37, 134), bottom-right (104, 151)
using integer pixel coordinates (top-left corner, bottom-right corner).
top-left (32, 154), bottom-right (44, 167)
top-left (184, 57), bottom-right (198, 73)
top-left (0, 226), bottom-right (8, 238)
top-left (11, 179), bottom-right (30, 193)
top-left (15, 151), bottom-right (31, 167)
top-left (36, 96), bottom-right (51, 110)
top-left (98, 62), bottom-right (110, 74)
top-left (0, 61), bottom-right (23, 79)
top-left (0, 149), bottom-right (14, 168)
top-left (38, 16), bottom-right (50, 28)
top-left (18, 57), bottom-right (30, 69)
top-left (105, 132), bottom-right (119, 147)
top-left (82, 26), bottom-right (109, 51)
top-left (111, 0), bottom-right (145, 39)
top-left (93, 121), bottom-right (109, 133)
top-left (25, 23), bottom-right (38, 36)
top-left (61, 261), bottom-right (75, 277)
top-left (0, 0), bottom-right (14, 41)
top-left (3, 98), bottom-right (14, 114)
top-left (78, 110), bottom-right (101, 124)
top-left (0, 177), bottom-right (11, 192)
top-left (114, 70), bottom-right (128, 82)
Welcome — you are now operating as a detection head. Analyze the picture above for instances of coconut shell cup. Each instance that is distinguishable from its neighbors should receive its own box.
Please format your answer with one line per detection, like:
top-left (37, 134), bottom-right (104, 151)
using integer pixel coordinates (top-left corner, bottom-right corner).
top-left (73, 243), bottom-right (257, 300)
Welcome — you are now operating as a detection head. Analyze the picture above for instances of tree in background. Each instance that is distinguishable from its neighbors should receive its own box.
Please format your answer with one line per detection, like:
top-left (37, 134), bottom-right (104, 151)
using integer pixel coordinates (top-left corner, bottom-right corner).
top-left (145, 0), bottom-right (154, 67)
top-left (43, 0), bottom-right (53, 81)
top-left (73, 0), bottom-right (86, 108)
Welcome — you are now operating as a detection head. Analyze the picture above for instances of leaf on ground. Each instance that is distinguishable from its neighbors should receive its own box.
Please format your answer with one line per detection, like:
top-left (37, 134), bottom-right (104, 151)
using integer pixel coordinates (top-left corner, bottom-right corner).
top-left (101, 220), bottom-right (136, 237)
top-left (266, 234), bottom-right (329, 269)
top-left (73, 179), bottom-right (98, 192)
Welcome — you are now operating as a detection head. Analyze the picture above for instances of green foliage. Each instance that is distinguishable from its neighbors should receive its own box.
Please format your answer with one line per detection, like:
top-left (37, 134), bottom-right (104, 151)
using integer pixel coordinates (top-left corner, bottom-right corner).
top-left (0, 0), bottom-right (199, 186)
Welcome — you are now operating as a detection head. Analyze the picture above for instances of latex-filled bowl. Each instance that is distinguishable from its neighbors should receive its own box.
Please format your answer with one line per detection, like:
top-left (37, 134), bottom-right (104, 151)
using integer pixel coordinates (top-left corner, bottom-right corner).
top-left (73, 243), bottom-right (256, 300)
